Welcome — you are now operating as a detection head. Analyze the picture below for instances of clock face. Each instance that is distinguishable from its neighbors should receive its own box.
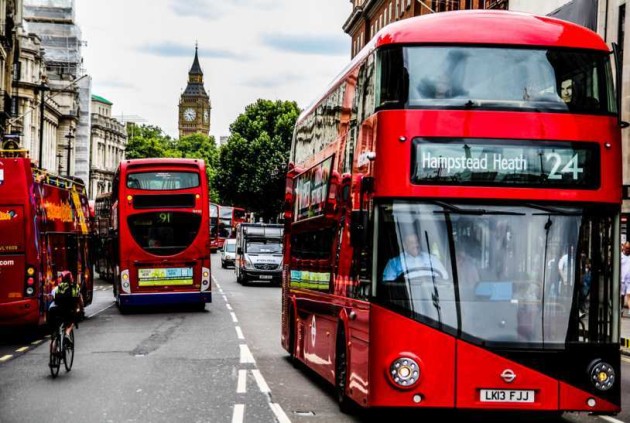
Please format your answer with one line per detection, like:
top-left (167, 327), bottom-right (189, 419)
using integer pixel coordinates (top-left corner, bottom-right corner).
top-left (183, 108), bottom-right (196, 121)
top-left (203, 110), bottom-right (209, 123)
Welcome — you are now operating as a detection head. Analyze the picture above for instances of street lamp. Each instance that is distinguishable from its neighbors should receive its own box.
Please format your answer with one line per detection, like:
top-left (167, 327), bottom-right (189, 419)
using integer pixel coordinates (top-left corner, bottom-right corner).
top-left (65, 127), bottom-right (74, 177)
top-left (56, 151), bottom-right (63, 174)
top-left (38, 79), bottom-right (49, 167)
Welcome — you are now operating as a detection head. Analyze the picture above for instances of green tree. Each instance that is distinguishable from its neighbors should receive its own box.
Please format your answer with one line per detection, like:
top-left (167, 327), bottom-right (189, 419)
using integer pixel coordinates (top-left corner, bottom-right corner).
top-left (169, 133), bottom-right (219, 202)
top-left (124, 124), bottom-right (172, 159)
top-left (214, 99), bottom-right (300, 221)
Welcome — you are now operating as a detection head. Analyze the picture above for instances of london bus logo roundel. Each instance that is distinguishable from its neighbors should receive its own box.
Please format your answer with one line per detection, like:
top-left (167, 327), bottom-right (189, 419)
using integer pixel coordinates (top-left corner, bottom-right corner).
top-left (500, 369), bottom-right (516, 383)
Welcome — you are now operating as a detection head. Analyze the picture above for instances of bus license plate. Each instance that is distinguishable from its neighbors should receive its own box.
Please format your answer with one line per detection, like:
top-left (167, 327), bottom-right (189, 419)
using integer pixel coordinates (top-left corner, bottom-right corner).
top-left (480, 389), bottom-right (534, 403)
top-left (260, 275), bottom-right (273, 280)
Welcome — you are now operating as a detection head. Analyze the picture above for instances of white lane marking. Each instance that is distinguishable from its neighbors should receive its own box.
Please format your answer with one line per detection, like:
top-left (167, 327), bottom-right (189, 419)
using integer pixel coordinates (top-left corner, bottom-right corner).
top-left (0, 355), bottom-right (12, 362)
top-left (15, 347), bottom-right (28, 353)
top-left (222, 295), bottom-right (228, 302)
top-left (87, 302), bottom-right (115, 318)
top-left (239, 344), bottom-right (255, 364)
top-left (237, 369), bottom-right (247, 393)
top-left (31, 339), bottom-right (42, 345)
top-left (226, 303), bottom-right (233, 311)
top-left (235, 326), bottom-right (244, 340)
top-left (600, 416), bottom-right (625, 423)
top-left (252, 369), bottom-right (270, 393)
top-left (269, 402), bottom-right (292, 423)
top-left (231, 404), bottom-right (244, 423)
top-left (230, 312), bottom-right (238, 323)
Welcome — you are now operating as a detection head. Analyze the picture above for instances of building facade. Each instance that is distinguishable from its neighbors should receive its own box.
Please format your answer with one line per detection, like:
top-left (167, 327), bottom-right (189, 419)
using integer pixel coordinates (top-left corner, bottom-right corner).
top-left (178, 45), bottom-right (211, 138)
top-left (344, 0), bottom-right (508, 57)
top-left (23, 0), bottom-right (90, 183)
top-left (89, 94), bottom-right (126, 199)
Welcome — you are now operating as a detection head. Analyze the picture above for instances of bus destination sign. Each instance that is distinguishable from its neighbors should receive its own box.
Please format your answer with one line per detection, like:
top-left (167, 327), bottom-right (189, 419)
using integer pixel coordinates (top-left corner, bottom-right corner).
top-left (412, 138), bottom-right (599, 188)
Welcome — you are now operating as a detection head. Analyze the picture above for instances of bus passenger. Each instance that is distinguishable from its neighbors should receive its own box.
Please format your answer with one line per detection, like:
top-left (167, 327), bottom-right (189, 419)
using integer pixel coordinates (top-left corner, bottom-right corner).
top-left (455, 237), bottom-right (480, 299)
top-left (383, 231), bottom-right (448, 282)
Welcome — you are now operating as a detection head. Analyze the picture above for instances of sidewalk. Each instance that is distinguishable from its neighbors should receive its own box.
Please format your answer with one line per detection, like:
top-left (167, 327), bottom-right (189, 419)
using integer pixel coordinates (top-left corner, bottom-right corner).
top-left (622, 314), bottom-right (630, 356)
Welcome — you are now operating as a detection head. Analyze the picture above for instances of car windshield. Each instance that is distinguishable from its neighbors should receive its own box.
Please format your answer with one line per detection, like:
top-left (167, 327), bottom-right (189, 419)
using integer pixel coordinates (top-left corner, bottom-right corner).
top-left (246, 240), bottom-right (282, 254)
top-left (224, 242), bottom-right (236, 253)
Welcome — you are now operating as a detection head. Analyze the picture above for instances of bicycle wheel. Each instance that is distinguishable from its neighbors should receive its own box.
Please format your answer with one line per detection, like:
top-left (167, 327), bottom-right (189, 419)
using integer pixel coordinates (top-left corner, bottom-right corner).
top-left (63, 328), bottom-right (74, 372)
top-left (49, 332), bottom-right (61, 378)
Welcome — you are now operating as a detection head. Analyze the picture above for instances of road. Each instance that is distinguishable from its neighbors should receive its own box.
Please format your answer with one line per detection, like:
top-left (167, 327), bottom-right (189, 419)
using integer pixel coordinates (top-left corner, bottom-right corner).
top-left (0, 253), bottom-right (628, 423)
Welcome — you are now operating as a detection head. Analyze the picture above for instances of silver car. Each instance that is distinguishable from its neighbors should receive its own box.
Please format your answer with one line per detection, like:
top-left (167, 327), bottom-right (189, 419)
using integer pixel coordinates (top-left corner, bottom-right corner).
top-left (220, 239), bottom-right (237, 268)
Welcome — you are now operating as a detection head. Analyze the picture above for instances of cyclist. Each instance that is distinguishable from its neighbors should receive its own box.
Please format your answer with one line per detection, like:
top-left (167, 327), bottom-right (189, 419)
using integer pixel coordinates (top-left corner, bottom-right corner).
top-left (47, 270), bottom-right (84, 343)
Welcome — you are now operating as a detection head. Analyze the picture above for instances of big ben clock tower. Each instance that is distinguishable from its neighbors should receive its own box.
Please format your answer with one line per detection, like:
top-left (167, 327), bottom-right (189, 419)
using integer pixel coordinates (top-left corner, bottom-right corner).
top-left (178, 44), bottom-right (211, 138)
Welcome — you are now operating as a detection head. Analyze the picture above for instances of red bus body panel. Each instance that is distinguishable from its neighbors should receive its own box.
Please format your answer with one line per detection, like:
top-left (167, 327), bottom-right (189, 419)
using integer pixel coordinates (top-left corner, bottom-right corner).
top-left (373, 111), bottom-right (621, 203)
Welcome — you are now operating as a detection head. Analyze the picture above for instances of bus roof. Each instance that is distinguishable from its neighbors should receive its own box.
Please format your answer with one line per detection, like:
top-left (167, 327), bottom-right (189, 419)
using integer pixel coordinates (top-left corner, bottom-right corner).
top-left (298, 10), bottom-right (609, 123)
top-left (120, 158), bottom-right (205, 171)
top-left (374, 10), bottom-right (609, 51)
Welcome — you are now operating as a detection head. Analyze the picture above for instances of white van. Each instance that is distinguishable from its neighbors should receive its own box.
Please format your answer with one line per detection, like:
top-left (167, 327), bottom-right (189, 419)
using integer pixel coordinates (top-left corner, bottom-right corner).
top-left (234, 223), bottom-right (283, 284)
top-left (220, 239), bottom-right (237, 268)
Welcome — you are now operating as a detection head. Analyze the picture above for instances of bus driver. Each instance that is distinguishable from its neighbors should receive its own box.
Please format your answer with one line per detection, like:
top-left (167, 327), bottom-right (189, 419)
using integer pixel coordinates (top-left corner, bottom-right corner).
top-left (382, 231), bottom-right (449, 282)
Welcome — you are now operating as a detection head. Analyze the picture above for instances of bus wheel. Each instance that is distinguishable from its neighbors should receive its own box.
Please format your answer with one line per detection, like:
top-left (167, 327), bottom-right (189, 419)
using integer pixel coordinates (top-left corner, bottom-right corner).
top-left (335, 325), bottom-right (353, 414)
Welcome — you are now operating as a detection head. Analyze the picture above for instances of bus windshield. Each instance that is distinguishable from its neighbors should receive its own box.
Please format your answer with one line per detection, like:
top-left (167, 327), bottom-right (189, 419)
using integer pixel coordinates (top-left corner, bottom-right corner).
top-left (378, 46), bottom-right (616, 114)
top-left (126, 171), bottom-right (200, 190)
top-left (128, 212), bottom-right (202, 256)
top-left (375, 200), bottom-right (616, 348)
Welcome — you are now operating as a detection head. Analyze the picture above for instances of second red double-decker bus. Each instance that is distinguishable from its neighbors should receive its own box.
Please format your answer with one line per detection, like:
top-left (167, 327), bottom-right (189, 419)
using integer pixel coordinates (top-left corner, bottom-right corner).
top-left (111, 158), bottom-right (211, 311)
top-left (0, 148), bottom-right (93, 328)
top-left (211, 204), bottom-right (247, 251)
top-left (282, 10), bottom-right (622, 415)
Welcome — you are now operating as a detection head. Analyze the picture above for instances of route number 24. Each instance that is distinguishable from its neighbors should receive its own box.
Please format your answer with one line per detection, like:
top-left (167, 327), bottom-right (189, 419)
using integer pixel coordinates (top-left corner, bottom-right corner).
top-left (546, 153), bottom-right (583, 180)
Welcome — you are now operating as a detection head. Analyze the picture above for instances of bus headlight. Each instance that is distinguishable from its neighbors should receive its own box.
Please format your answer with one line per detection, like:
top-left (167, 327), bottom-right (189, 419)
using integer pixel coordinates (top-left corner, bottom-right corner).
top-left (121, 269), bottom-right (131, 294)
top-left (388, 356), bottom-right (420, 389)
top-left (588, 360), bottom-right (615, 391)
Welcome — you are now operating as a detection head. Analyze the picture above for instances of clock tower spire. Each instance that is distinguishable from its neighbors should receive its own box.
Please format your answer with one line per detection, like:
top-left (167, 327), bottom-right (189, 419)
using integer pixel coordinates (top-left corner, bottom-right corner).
top-left (178, 44), bottom-right (211, 138)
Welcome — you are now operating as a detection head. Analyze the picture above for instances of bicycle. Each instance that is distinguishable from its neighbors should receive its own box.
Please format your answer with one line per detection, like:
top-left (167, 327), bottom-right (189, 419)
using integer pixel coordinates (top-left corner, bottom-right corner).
top-left (48, 319), bottom-right (75, 378)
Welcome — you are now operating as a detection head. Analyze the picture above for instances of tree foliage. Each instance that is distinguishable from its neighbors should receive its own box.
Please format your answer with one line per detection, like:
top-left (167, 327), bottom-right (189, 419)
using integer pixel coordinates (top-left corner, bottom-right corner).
top-left (124, 124), bottom-right (172, 159)
top-left (214, 99), bottom-right (300, 221)
top-left (123, 124), bottom-right (219, 202)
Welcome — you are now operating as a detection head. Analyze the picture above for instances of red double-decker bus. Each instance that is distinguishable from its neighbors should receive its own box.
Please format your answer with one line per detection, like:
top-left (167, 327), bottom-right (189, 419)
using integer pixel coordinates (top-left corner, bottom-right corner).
top-left (0, 149), bottom-right (93, 328)
top-left (211, 204), bottom-right (247, 251)
top-left (282, 11), bottom-right (622, 415)
top-left (93, 192), bottom-right (114, 282)
top-left (111, 158), bottom-right (211, 311)
top-left (210, 202), bottom-right (220, 252)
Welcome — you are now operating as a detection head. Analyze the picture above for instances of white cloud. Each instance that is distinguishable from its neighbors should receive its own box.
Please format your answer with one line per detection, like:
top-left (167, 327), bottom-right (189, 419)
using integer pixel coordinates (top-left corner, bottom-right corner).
top-left (76, 0), bottom-right (351, 139)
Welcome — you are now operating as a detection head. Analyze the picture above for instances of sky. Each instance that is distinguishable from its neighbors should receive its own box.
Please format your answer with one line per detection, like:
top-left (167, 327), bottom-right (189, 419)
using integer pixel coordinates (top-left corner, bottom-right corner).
top-left (75, 0), bottom-right (352, 140)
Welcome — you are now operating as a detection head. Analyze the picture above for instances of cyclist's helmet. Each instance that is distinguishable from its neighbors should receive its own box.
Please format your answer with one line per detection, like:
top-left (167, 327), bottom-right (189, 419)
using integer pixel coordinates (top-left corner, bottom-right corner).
top-left (60, 270), bottom-right (74, 284)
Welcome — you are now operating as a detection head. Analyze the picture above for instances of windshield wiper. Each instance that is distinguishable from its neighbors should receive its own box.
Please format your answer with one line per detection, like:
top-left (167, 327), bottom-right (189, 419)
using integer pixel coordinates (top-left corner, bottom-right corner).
top-left (433, 201), bottom-right (525, 216)
top-left (526, 203), bottom-right (581, 216)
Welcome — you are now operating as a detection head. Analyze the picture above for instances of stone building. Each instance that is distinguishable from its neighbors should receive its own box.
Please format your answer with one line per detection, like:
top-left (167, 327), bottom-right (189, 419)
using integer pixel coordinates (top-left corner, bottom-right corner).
top-left (23, 0), bottom-right (90, 182)
top-left (89, 94), bottom-right (126, 199)
top-left (344, 0), bottom-right (508, 58)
